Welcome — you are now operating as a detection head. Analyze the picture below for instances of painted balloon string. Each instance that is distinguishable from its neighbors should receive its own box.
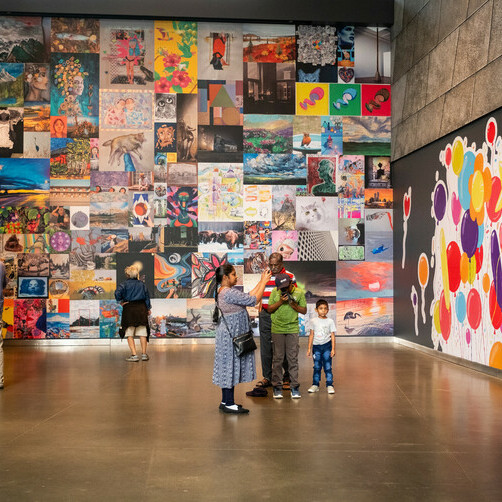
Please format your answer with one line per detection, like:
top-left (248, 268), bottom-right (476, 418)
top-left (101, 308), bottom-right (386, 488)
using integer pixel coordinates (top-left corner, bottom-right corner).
top-left (299, 87), bottom-right (325, 110)
top-left (411, 285), bottom-right (419, 336)
top-left (333, 87), bottom-right (357, 110)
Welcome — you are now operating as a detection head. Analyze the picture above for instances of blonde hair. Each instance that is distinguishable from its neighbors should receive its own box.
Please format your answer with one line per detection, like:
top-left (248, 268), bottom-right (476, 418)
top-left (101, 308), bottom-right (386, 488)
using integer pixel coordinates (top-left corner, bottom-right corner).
top-left (125, 265), bottom-right (139, 279)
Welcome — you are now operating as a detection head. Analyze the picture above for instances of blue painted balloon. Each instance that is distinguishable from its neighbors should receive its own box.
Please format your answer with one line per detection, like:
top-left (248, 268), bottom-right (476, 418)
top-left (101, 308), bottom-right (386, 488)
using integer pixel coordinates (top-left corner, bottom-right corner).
top-left (455, 292), bottom-right (466, 323)
top-left (477, 223), bottom-right (484, 249)
top-left (458, 151), bottom-right (475, 210)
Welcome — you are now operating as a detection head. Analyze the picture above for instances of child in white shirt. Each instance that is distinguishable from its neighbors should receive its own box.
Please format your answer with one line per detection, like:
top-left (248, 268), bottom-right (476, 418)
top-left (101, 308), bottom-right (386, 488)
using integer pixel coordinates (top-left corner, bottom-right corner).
top-left (307, 299), bottom-right (336, 394)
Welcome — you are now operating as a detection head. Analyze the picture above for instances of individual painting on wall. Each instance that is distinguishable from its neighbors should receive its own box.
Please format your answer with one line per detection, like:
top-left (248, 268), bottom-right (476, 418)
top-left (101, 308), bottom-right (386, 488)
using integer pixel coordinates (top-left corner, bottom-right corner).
top-left (243, 153), bottom-right (305, 185)
top-left (354, 27), bottom-right (391, 84)
top-left (365, 209), bottom-right (393, 262)
top-left (0, 158), bottom-right (50, 207)
top-left (296, 24), bottom-right (338, 83)
top-left (154, 20), bottom-right (197, 94)
top-left (297, 231), bottom-right (338, 261)
top-left (0, 16), bottom-right (50, 63)
top-left (197, 125), bottom-right (243, 163)
top-left (336, 261), bottom-right (392, 336)
top-left (244, 114), bottom-right (292, 154)
top-left (25, 104), bottom-right (50, 133)
top-left (166, 186), bottom-right (198, 227)
top-left (198, 163), bottom-right (243, 221)
top-left (186, 298), bottom-right (216, 337)
top-left (365, 156), bottom-right (391, 188)
top-left (365, 188), bottom-right (393, 209)
top-left (321, 116), bottom-right (343, 156)
top-left (150, 299), bottom-right (187, 337)
top-left (361, 85), bottom-right (391, 116)
top-left (343, 116), bottom-right (391, 156)
top-left (176, 94), bottom-right (198, 162)
top-left (0, 106), bottom-right (23, 157)
top-left (307, 157), bottom-right (337, 196)
top-left (18, 277), bottom-right (48, 298)
top-left (100, 20), bottom-right (154, 88)
top-left (295, 196), bottom-right (337, 231)
top-left (296, 83), bottom-right (329, 116)
top-left (272, 230), bottom-right (298, 261)
top-left (243, 62), bottom-right (295, 114)
top-left (243, 24), bottom-right (296, 63)
top-left (284, 261), bottom-right (336, 304)
top-left (69, 300), bottom-right (100, 338)
top-left (329, 84), bottom-right (361, 116)
top-left (46, 312), bottom-right (70, 338)
top-left (154, 252), bottom-right (192, 298)
top-left (99, 130), bottom-right (154, 172)
top-left (51, 18), bottom-right (99, 53)
top-left (197, 23), bottom-right (243, 81)
top-left (198, 222), bottom-right (244, 252)
top-left (293, 115), bottom-right (321, 156)
top-left (99, 300), bottom-right (122, 338)
top-left (191, 252), bottom-right (228, 299)
top-left (339, 218), bottom-right (365, 246)
top-left (0, 63), bottom-right (24, 107)
top-left (243, 185), bottom-right (272, 221)
top-left (50, 54), bottom-right (100, 137)
top-left (198, 80), bottom-right (243, 127)
top-left (14, 299), bottom-right (46, 338)
top-left (100, 90), bottom-right (153, 130)
top-left (24, 63), bottom-right (50, 104)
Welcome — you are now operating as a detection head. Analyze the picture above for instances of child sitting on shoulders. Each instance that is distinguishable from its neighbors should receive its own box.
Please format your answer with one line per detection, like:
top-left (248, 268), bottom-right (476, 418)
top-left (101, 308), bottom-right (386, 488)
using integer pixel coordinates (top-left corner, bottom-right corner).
top-left (307, 299), bottom-right (336, 394)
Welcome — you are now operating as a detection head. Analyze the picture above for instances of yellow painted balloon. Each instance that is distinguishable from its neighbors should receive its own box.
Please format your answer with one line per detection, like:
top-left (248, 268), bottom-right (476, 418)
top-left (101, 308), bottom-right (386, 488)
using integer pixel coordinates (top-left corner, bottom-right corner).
top-left (483, 273), bottom-right (490, 293)
top-left (460, 252), bottom-right (469, 284)
top-left (433, 301), bottom-right (441, 333)
top-left (418, 254), bottom-right (429, 288)
top-left (452, 139), bottom-right (464, 175)
top-left (471, 170), bottom-right (485, 212)
top-left (467, 255), bottom-right (477, 284)
top-left (440, 230), bottom-right (450, 309)
top-left (489, 342), bottom-right (502, 370)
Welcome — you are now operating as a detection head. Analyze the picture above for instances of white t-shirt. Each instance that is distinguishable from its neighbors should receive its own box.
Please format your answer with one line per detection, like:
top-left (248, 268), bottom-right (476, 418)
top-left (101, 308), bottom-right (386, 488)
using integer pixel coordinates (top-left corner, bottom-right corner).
top-left (310, 317), bottom-right (336, 345)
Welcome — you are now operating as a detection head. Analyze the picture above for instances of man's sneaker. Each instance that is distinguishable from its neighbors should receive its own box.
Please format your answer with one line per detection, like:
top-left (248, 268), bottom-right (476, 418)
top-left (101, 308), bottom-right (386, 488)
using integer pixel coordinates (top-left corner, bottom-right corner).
top-left (126, 355), bottom-right (139, 362)
top-left (141, 354), bottom-right (149, 361)
top-left (273, 387), bottom-right (283, 399)
top-left (327, 385), bottom-right (335, 394)
top-left (291, 388), bottom-right (301, 399)
top-left (308, 385), bottom-right (319, 393)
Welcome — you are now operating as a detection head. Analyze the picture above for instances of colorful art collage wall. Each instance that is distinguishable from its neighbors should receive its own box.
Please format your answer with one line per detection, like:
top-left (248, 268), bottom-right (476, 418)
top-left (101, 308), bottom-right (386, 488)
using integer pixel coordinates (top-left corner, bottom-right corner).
top-left (395, 108), bottom-right (502, 370)
top-left (0, 18), bottom-right (392, 339)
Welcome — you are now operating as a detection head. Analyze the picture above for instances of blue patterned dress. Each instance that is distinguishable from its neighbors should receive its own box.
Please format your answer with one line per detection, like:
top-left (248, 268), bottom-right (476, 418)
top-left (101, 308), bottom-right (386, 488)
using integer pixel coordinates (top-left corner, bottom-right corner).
top-left (213, 287), bottom-right (257, 388)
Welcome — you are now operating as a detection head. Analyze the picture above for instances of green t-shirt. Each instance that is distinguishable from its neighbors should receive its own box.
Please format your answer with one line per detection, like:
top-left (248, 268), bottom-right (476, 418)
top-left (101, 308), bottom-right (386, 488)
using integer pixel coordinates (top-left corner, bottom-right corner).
top-left (269, 286), bottom-right (307, 334)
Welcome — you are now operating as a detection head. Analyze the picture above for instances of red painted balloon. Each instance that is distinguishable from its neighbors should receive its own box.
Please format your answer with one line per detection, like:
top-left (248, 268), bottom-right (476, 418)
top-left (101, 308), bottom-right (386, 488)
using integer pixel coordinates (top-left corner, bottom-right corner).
top-left (487, 121), bottom-right (496, 144)
top-left (489, 283), bottom-right (502, 329)
top-left (474, 245), bottom-right (483, 274)
top-left (446, 241), bottom-right (461, 292)
top-left (445, 147), bottom-right (452, 166)
top-left (439, 290), bottom-right (451, 341)
top-left (467, 288), bottom-right (482, 330)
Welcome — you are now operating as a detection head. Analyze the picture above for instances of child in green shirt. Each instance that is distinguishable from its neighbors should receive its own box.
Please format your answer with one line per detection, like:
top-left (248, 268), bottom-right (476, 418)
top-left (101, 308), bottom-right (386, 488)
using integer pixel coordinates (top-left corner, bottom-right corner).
top-left (267, 273), bottom-right (307, 399)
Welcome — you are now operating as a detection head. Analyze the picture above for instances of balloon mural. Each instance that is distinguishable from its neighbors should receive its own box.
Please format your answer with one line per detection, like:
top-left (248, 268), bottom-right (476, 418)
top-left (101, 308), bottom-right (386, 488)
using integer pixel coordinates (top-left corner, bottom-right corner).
top-left (411, 117), bottom-right (502, 369)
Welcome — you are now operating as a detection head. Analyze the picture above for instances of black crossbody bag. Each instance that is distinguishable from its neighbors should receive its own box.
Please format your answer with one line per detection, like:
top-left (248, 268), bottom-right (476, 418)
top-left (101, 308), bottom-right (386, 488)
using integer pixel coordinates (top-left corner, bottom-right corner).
top-left (217, 304), bottom-right (257, 357)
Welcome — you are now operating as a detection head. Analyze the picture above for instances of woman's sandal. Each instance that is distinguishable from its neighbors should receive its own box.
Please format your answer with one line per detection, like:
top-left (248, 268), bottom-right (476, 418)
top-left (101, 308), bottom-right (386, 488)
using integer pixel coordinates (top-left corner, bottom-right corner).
top-left (256, 378), bottom-right (272, 388)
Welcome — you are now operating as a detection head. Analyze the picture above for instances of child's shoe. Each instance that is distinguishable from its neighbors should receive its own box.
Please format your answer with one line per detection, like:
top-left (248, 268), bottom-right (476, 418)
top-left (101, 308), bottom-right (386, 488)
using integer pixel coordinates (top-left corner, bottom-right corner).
top-left (308, 385), bottom-right (319, 393)
top-left (327, 385), bottom-right (335, 394)
top-left (273, 387), bottom-right (283, 399)
top-left (126, 354), bottom-right (139, 362)
top-left (291, 387), bottom-right (301, 399)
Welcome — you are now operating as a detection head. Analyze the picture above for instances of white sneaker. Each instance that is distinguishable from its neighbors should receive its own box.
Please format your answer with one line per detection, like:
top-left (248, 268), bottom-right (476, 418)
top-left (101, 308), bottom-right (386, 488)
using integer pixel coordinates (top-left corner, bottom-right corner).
top-left (308, 385), bottom-right (319, 393)
top-left (327, 386), bottom-right (335, 394)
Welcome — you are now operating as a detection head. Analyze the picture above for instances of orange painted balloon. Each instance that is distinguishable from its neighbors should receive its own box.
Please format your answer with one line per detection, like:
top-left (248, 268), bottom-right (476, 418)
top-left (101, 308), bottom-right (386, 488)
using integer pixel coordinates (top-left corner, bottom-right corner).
top-left (489, 342), bottom-right (502, 370)
top-left (483, 273), bottom-right (491, 293)
top-left (418, 255), bottom-right (429, 287)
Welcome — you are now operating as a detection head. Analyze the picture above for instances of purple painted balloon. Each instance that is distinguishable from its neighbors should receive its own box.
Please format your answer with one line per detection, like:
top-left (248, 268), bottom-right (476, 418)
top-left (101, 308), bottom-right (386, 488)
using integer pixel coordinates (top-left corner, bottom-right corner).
top-left (461, 211), bottom-right (478, 258)
top-left (433, 183), bottom-right (447, 221)
top-left (490, 230), bottom-right (502, 310)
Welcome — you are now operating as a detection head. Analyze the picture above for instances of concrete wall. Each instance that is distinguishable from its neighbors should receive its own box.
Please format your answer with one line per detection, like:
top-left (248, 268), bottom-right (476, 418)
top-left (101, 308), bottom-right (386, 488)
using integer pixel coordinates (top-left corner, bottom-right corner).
top-left (391, 0), bottom-right (502, 160)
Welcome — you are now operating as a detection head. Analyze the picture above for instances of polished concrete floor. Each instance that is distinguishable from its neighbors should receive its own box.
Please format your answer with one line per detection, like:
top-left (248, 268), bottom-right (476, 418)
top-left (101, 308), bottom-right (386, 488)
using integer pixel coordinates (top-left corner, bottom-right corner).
top-left (1, 340), bottom-right (502, 501)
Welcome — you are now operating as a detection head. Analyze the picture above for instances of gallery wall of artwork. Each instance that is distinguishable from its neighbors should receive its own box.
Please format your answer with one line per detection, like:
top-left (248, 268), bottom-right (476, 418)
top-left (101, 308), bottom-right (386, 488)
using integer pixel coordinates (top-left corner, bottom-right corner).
top-left (0, 16), bottom-right (392, 340)
top-left (394, 108), bottom-right (502, 370)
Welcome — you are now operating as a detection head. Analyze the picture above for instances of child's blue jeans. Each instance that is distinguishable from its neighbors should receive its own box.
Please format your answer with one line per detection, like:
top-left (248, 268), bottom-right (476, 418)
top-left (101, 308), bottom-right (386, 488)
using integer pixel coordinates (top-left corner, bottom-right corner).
top-left (312, 341), bottom-right (333, 386)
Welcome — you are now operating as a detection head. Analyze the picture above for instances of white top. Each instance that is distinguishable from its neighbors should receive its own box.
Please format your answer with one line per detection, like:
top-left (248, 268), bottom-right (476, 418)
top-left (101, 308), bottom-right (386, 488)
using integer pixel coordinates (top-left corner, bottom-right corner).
top-left (310, 317), bottom-right (336, 345)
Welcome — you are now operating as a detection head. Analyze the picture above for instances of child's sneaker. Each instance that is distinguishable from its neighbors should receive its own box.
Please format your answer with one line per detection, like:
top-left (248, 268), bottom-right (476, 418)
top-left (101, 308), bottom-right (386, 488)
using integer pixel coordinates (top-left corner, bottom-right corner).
top-left (273, 387), bottom-right (283, 399)
top-left (126, 355), bottom-right (139, 362)
top-left (308, 385), bottom-right (319, 393)
top-left (141, 354), bottom-right (149, 361)
top-left (291, 388), bottom-right (301, 399)
top-left (327, 385), bottom-right (335, 394)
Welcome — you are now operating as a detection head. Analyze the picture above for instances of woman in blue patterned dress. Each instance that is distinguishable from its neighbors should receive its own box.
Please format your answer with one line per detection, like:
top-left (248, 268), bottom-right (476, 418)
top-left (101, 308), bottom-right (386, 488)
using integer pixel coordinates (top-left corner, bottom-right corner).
top-left (213, 264), bottom-right (271, 414)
